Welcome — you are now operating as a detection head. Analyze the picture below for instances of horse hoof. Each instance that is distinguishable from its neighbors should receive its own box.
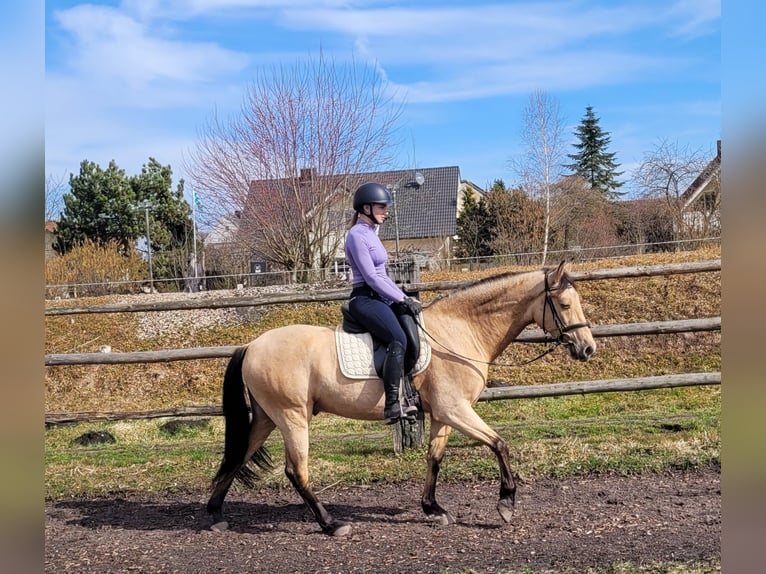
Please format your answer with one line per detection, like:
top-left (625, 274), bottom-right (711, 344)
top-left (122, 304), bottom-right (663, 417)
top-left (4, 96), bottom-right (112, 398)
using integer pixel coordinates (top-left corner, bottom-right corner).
top-left (210, 520), bottom-right (229, 532)
top-left (427, 512), bottom-right (455, 526)
top-left (497, 499), bottom-right (514, 523)
top-left (322, 521), bottom-right (351, 536)
top-left (326, 522), bottom-right (352, 537)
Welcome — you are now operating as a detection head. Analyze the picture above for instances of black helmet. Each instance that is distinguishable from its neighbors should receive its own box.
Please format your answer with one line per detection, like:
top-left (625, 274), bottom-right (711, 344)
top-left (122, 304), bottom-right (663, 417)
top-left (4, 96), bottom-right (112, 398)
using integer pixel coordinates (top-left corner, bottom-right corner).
top-left (353, 182), bottom-right (392, 212)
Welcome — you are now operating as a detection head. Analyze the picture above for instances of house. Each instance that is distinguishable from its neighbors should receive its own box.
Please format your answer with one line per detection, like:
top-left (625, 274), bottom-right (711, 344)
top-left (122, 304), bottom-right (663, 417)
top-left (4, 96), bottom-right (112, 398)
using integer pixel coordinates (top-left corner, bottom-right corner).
top-left (202, 212), bottom-right (269, 283)
top-left (45, 221), bottom-right (58, 260)
top-left (362, 166), bottom-right (470, 265)
top-left (680, 140), bottom-right (721, 236)
top-left (238, 165), bottom-right (477, 275)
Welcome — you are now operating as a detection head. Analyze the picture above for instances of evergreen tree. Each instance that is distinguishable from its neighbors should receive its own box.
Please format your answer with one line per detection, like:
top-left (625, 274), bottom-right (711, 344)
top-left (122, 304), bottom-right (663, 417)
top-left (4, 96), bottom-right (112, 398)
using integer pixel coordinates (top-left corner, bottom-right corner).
top-left (454, 188), bottom-right (495, 259)
top-left (129, 158), bottom-right (192, 282)
top-left (565, 106), bottom-right (624, 199)
top-left (54, 158), bottom-right (194, 287)
top-left (54, 160), bottom-right (141, 254)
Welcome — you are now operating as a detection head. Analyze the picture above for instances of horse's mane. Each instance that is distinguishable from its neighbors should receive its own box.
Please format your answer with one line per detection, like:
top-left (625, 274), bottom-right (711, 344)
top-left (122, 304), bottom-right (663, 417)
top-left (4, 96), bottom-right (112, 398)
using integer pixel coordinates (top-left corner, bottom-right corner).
top-left (426, 269), bottom-right (537, 309)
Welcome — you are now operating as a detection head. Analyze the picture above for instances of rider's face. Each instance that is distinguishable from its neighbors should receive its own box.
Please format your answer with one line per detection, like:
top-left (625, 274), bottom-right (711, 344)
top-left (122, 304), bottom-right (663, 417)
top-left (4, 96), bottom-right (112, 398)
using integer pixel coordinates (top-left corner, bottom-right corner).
top-left (370, 203), bottom-right (389, 223)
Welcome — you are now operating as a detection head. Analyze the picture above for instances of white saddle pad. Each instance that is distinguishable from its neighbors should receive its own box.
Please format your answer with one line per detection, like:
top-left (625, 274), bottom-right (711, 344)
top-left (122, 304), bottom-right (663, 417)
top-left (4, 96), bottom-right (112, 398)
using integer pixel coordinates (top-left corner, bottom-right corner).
top-left (335, 316), bottom-right (431, 380)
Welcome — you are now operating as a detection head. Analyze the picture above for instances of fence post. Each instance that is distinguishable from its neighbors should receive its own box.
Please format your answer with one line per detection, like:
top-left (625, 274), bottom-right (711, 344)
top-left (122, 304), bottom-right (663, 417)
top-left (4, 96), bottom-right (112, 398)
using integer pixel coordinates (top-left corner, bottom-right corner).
top-left (388, 253), bottom-right (420, 292)
top-left (393, 412), bottom-right (426, 454)
top-left (387, 254), bottom-right (425, 451)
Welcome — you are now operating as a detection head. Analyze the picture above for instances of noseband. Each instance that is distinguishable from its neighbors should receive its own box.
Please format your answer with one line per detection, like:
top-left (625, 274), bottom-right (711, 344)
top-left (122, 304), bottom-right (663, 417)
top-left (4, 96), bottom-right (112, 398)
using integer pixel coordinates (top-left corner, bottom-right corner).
top-left (543, 273), bottom-right (591, 345)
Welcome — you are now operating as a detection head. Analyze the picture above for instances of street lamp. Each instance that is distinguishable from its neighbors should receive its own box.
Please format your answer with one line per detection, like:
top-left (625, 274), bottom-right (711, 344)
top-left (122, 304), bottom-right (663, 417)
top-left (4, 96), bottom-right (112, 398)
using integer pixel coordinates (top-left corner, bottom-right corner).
top-left (388, 171), bottom-right (424, 260)
top-left (136, 200), bottom-right (154, 292)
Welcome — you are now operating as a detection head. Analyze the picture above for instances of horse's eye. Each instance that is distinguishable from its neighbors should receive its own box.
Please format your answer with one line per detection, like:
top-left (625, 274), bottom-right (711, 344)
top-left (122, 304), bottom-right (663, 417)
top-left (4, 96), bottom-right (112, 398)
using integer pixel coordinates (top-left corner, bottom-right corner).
top-left (561, 304), bottom-right (571, 310)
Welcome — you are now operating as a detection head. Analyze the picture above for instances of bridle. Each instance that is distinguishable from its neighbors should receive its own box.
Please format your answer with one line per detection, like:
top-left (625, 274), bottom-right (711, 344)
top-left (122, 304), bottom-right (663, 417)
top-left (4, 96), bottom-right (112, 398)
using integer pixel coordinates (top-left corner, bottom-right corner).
top-left (542, 273), bottom-right (591, 345)
top-left (415, 271), bottom-right (591, 368)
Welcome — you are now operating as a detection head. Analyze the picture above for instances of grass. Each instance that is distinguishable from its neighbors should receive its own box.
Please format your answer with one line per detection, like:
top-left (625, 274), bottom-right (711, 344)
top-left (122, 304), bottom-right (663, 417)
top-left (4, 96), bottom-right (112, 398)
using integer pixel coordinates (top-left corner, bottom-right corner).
top-left (45, 247), bottom-right (721, 500)
top-left (45, 384), bottom-right (720, 498)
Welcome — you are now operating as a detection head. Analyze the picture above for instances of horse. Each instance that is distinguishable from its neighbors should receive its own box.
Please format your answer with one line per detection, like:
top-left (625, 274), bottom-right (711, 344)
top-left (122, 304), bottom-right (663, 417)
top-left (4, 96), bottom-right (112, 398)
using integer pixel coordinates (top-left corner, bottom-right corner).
top-left (206, 261), bottom-right (596, 536)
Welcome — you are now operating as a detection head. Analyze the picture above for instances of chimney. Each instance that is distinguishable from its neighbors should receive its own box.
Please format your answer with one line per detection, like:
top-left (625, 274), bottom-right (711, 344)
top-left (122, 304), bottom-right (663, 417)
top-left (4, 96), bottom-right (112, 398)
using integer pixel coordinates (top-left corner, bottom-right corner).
top-left (717, 140), bottom-right (721, 159)
top-left (300, 168), bottom-right (316, 182)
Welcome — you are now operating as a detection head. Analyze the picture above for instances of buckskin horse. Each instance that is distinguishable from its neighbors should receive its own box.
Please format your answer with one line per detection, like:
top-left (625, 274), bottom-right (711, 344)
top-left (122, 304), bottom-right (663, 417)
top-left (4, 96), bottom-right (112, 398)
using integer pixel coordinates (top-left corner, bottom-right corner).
top-left (207, 261), bottom-right (596, 536)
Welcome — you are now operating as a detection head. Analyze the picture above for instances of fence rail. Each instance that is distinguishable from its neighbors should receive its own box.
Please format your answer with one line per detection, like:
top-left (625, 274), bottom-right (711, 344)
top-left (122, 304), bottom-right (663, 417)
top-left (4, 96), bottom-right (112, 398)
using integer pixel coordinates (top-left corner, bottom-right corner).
top-left (44, 317), bottom-right (721, 366)
top-left (44, 372), bottom-right (720, 426)
top-left (44, 260), bottom-right (720, 316)
top-left (45, 259), bottom-right (721, 427)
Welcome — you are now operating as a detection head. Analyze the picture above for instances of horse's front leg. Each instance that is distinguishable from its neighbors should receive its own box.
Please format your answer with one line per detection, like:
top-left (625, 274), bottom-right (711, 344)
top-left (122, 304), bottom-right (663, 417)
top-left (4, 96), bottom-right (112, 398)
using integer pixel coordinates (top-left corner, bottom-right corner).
top-left (421, 420), bottom-right (456, 525)
top-left (441, 404), bottom-right (517, 523)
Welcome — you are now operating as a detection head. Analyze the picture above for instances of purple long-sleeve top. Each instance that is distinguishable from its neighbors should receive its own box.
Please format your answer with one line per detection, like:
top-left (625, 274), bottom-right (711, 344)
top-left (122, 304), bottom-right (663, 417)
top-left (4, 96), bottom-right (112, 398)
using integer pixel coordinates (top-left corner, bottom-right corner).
top-left (345, 220), bottom-right (406, 304)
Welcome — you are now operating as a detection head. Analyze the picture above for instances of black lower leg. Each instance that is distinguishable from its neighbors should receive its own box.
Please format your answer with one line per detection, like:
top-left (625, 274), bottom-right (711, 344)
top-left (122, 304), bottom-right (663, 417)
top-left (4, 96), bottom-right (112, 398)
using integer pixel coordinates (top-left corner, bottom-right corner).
top-left (494, 438), bottom-right (516, 523)
top-left (382, 341), bottom-right (417, 424)
top-left (207, 474), bottom-right (235, 525)
top-left (285, 470), bottom-right (348, 536)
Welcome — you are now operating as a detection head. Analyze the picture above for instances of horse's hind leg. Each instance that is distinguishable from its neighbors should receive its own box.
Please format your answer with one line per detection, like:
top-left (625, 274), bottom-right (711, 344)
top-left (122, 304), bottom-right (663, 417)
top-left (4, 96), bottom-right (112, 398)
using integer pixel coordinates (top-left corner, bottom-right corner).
top-left (280, 410), bottom-right (351, 537)
top-left (421, 420), bottom-right (456, 525)
top-left (207, 411), bottom-right (276, 531)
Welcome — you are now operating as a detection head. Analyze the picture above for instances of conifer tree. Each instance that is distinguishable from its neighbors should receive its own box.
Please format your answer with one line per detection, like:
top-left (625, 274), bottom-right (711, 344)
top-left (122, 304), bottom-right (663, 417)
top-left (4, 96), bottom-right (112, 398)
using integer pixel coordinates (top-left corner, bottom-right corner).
top-left (566, 106), bottom-right (624, 199)
top-left (54, 160), bottom-right (141, 254)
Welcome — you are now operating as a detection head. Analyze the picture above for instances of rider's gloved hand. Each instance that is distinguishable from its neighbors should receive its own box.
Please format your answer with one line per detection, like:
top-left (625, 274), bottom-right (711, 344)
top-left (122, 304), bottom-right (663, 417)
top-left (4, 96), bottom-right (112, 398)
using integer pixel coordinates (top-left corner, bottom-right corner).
top-left (400, 296), bottom-right (422, 316)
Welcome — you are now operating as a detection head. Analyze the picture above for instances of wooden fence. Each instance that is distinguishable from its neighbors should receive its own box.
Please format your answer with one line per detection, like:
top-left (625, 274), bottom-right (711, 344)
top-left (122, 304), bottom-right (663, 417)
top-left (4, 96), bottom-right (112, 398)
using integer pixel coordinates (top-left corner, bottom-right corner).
top-left (44, 260), bottom-right (721, 427)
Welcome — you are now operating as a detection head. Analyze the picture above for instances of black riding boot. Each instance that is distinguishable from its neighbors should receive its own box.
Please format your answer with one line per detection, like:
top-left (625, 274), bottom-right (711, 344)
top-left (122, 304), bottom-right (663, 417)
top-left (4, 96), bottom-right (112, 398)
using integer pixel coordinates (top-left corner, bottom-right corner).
top-left (382, 341), bottom-right (418, 425)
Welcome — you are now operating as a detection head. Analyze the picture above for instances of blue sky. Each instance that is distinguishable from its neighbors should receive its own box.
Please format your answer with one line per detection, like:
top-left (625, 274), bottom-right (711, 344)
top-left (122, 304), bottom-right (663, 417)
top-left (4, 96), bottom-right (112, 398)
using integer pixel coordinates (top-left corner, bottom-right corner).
top-left (45, 0), bottom-right (720, 202)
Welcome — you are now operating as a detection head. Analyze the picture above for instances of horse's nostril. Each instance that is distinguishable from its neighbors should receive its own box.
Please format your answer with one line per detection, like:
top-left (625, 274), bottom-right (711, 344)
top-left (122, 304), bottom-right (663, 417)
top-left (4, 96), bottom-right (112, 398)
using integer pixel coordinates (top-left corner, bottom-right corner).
top-left (584, 345), bottom-right (594, 357)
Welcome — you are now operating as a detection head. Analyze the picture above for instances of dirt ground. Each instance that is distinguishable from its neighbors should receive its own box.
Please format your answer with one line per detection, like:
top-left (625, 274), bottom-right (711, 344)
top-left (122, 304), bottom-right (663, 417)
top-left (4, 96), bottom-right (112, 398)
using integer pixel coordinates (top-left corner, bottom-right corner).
top-left (45, 464), bottom-right (720, 573)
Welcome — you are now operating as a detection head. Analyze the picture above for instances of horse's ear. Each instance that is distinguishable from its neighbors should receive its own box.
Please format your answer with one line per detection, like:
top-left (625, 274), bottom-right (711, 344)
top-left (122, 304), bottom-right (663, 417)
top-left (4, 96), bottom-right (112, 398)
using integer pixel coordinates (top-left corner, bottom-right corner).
top-left (550, 261), bottom-right (567, 289)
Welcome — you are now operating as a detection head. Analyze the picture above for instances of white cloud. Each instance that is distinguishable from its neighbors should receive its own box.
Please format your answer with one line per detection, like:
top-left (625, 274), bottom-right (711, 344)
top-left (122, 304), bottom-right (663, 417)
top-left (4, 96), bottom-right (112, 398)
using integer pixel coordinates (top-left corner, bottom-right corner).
top-left (53, 4), bottom-right (250, 87)
top-left (45, 0), bottom-right (720, 190)
top-left (272, 1), bottom-right (711, 106)
top-left (664, 0), bottom-right (720, 39)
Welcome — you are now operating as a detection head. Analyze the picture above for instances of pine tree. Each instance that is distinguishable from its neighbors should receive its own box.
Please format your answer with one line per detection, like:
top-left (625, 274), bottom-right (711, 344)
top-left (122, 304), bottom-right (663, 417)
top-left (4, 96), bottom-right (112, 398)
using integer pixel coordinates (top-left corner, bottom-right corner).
top-left (129, 158), bottom-right (192, 281)
top-left (54, 159), bottom-right (193, 286)
top-left (566, 106), bottom-right (624, 199)
top-left (54, 160), bottom-right (141, 254)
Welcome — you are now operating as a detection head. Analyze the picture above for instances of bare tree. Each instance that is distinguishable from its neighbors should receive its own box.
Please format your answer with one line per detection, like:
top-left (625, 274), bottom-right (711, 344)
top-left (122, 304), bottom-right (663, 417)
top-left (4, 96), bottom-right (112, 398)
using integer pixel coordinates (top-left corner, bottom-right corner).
top-left (509, 90), bottom-right (567, 265)
top-left (551, 175), bottom-right (621, 258)
top-left (634, 139), bottom-right (715, 243)
top-left (45, 171), bottom-right (67, 222)
top-left (186, 51), bottom-right (403, 277)
top-left (484, 181), bottom-right (545, 264)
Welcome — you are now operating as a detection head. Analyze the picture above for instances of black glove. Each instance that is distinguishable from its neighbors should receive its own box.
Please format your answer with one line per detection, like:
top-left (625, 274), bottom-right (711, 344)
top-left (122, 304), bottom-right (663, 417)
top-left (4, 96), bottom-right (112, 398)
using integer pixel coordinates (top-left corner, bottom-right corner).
top-left (400, 296), bottom-right (422, 316)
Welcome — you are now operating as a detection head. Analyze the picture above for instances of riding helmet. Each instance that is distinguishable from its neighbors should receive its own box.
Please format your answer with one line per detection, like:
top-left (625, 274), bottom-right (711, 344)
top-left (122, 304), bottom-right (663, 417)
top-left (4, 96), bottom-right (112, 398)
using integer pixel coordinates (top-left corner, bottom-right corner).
top-left (352, 182), bottom-right (392, 212)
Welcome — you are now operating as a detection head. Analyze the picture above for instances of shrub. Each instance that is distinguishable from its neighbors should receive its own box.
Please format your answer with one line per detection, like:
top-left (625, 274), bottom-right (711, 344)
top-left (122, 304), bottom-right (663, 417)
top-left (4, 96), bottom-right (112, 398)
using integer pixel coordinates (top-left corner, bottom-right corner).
top-left (45, 239), bottom-right (148, 298)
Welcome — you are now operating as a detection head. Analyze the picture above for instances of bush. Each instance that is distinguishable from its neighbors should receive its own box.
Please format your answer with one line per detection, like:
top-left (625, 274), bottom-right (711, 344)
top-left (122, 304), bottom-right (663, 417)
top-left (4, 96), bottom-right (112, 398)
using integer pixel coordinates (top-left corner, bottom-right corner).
top-left (45, 239), bottom-right (148, 298)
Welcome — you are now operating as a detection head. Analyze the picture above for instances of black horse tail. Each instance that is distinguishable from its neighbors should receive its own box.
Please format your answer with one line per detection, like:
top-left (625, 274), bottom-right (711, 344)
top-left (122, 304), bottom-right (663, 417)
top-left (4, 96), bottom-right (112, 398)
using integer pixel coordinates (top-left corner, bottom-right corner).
top-left (212, 346), bottom-right (273, 490)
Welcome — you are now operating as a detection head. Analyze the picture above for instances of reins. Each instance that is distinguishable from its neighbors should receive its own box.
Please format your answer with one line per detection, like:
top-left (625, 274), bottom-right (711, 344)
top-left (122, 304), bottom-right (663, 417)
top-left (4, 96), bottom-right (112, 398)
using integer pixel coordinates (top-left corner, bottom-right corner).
top-left (415, 315), bottom-right (560, 368)
top-left (414, 272), bottom-right (591, 369)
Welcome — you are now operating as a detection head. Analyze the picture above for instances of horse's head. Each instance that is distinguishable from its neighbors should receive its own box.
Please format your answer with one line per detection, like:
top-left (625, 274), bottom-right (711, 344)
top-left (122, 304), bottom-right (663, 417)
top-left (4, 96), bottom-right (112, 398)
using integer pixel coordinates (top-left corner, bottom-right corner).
top-left (535, 261), bottom-right (596, 362)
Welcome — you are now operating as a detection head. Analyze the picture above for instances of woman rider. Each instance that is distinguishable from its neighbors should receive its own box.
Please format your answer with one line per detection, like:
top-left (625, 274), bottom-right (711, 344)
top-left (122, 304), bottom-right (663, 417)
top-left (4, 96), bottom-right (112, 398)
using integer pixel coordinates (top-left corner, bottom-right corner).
top-left (345, 182), bottom-right (422, 424)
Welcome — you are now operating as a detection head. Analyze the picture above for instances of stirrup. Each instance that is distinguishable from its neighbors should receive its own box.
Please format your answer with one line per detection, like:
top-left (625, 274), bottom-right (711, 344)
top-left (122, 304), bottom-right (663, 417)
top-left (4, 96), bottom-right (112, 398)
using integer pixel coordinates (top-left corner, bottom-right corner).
top-left (400, 402), bottom-right (418, 417)
top-left (385, 413), bottom-right (417, 425)
top-left (384, 400), bottom-right (418, 425)
top-left (384, 401), bottom-right (418, 425)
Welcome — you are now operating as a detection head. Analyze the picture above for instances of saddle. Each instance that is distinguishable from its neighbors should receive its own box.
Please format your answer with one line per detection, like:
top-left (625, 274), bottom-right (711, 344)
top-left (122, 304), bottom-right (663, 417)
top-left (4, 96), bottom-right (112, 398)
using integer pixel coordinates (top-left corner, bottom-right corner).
top-left (336, 302), bottom-right (431, 380)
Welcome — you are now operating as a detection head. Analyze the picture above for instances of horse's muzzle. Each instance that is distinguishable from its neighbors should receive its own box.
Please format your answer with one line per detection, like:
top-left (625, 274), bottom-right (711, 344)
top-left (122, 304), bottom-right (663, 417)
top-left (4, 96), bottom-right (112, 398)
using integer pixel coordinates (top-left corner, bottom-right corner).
top-left (561, 332), bottom-right (596, 361)
top-left (568, 341), bottom-right (595, 362)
